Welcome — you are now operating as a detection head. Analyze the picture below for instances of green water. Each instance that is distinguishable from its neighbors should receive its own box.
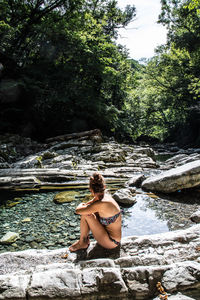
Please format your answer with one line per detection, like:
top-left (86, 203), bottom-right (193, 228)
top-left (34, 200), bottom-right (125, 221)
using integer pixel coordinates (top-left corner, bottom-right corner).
top-left (0, 188), bottom-right (199, 253)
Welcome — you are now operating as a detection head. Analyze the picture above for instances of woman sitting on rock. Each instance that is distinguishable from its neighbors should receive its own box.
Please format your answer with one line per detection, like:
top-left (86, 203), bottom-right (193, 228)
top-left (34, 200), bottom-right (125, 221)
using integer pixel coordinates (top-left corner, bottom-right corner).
top-left (69, 172), bottom-right (121, 252)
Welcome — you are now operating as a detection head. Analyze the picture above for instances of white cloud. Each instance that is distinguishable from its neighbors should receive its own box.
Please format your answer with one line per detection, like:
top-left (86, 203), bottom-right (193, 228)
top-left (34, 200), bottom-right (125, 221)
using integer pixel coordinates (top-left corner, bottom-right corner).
top-left (117, 0), bottom-right (167, 60)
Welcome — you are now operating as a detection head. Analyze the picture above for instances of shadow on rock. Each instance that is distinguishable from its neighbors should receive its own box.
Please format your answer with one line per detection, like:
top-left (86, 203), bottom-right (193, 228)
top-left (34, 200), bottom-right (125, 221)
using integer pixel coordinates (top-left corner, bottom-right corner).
top-left (74, 243), bottom-right (121, 262)
top-left (155, 189), bottom-right (200, 205)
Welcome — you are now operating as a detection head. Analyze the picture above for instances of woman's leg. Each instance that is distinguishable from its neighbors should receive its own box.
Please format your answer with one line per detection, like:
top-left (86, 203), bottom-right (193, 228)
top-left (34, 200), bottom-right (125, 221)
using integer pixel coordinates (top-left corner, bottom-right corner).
top-left (69, 214), bottom-right (119, 251)
top-left (69, 215), bottom-right (90, 251)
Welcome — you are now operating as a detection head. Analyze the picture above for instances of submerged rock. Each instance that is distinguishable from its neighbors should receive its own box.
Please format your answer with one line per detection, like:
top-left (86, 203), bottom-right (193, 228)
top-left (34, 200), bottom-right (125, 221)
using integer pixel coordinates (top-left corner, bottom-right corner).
top-left (54, 191), bottom-right (78, 203)
top-left (0, 232), bottom-right (19, 244)
top-left (22, 218), bottom-right (32, 222)
top-left (142, 160), bottom-right (200, 193)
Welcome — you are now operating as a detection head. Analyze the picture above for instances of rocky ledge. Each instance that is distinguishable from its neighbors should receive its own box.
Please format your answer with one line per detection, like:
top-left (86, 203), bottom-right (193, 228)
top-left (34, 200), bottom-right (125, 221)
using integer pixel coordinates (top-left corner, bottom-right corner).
top-left (0, 224), bottom-right (200, 300)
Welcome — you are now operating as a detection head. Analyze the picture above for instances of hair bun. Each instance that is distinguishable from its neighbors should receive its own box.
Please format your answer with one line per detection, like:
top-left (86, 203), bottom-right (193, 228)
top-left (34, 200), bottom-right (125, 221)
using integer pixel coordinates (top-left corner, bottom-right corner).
top-left (89, 172), bottom-right (105, 194)
top-left (93, 173), bottom-right (102, 184)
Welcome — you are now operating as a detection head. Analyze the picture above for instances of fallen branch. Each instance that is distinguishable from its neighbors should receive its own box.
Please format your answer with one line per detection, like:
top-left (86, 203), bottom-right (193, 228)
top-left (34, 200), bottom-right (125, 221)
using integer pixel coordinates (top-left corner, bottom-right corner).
top-left (45, 129), bottom-right (102, 143)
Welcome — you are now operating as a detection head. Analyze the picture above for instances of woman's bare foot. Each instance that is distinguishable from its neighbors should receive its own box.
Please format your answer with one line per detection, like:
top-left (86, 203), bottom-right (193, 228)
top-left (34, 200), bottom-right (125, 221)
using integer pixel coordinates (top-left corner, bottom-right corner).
top-left (69, 238), bottom-right (90, 252)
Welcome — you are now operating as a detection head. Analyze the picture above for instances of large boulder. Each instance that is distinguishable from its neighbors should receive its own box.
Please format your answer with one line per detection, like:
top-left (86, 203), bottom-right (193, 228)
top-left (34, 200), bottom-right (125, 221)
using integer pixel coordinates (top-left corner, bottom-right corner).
top-left (142, 160), bottom-right (200, 193)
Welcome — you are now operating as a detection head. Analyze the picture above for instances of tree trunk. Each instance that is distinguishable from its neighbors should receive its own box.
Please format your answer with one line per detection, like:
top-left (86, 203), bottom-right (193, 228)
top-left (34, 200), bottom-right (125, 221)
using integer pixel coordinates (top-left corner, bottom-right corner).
top-left (45, 129), bottom-right (102, 143)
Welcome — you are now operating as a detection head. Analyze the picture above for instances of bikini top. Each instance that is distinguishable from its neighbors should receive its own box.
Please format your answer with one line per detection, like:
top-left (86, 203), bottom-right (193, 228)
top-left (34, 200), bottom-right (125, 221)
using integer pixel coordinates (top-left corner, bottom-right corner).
top-left (99, 211), bottom-right (121, 226)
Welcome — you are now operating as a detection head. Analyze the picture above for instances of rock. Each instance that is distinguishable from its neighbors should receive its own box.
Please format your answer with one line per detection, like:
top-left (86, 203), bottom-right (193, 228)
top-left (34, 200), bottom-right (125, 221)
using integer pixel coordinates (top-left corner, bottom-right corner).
top-left (6, 200), bottom-right (20, 208)
top-left (125, 174), bottom-right (146, 188)
top-left (11, 176), bottom-right (41, 189)
top-left (22, 218), bottom-right (31, 222)
top-left (12, 154), bottom-right (44, 168)
top-left (0, 273), bottom-right (31, 299)
top-left (190, 210), bottom-right (200, 223)
top-left (142, 160), bottom-right (200, 193)
top-left (165, 153), bottom-right (200, 168)
top-left (113, 188), bottom-right (136, 205)
top-left (53, 191), bottom-right (78, 203)
top-left (162, 261), bottom-right (200, 293)
top-left (0, 168), bottom-right (82, 190)
top-left (132, 146), bottom-right (156, 159)
top-left (0, 232), bottom-right (19, 244)
top-left (25, 236), bottom-right (35, 243)
top-left (91, 150), bottom-right (126, 163)
top-left (0, 225), bottom-right (200, 299)
top-left (0, 162), bottom-right (10, 169)
top-left (153, 293), bottom-right (195, 300)
top-left (42, 151), bottom-right (58, 160)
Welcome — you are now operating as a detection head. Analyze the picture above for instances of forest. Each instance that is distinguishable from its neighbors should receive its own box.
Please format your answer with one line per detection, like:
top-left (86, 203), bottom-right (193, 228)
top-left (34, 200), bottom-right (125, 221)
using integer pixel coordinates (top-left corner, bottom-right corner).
top-left (0, 0), bottom-right (199, 146)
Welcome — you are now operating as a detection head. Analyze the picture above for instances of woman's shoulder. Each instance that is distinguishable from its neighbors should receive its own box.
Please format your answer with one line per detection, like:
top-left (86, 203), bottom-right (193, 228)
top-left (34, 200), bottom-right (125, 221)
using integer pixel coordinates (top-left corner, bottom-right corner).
top-left (102, 193), bottom-right (118, 206)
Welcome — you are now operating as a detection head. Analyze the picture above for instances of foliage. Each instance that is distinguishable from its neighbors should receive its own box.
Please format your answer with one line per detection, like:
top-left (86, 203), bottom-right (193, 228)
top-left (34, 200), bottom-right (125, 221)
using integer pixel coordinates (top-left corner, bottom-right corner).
top-left (1, 0), bottom-right (200, 146)
top-left (0, 0), bottom-right (136, 140)
top-left (130, 0), bottom-right (200, 144)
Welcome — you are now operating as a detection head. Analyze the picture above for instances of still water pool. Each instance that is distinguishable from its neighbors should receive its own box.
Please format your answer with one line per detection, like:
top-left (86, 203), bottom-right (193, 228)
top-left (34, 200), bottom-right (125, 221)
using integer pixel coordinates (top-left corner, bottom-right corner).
top-left (0, 188), bottom-right (198, 253)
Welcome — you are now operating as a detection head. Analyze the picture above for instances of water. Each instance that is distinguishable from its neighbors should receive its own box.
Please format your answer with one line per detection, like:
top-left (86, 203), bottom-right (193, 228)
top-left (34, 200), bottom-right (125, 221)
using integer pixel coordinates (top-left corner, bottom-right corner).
top-left (0, 188), bottom-right (199, 253)
top-left (122, 195), bottom-right (169, 236)
top-left (154, 153), bottom-right (174, 162)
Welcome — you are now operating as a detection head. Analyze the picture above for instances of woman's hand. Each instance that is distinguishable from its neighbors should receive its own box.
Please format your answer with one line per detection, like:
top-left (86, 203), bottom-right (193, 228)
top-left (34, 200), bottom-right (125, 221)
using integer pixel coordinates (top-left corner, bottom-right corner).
top-left (76, 203), bottom-right (87, 210)
top-left (75, 200), bottom-right (100, 215)
top-left (85, 199), bottom-right (94, 205)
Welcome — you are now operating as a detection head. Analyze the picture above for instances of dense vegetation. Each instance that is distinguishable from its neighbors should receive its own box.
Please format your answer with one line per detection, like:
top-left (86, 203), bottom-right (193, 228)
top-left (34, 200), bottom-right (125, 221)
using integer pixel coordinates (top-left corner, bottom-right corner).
top-left (0, 0), bottom-right (200, 146)
top-left (133, 0), bottom-right (200, 146)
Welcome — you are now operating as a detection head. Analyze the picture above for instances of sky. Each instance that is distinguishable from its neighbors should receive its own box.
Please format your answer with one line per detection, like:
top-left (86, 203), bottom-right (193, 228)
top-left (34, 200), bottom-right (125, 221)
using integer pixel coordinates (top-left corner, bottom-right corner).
top-left (117, 0), bottom-right (168, 60)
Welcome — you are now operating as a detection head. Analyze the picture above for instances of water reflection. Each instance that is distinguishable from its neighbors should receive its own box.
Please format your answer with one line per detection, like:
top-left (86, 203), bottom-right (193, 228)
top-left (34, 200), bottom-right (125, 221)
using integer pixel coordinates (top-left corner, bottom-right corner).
top-left (121, 195), bottom-right (169, 236)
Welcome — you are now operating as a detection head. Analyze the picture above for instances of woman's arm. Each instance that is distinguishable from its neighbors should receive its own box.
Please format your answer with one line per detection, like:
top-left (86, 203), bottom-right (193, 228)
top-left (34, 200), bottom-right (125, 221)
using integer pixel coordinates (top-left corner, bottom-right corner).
top-left (75, 201), bottom-right (101, 215)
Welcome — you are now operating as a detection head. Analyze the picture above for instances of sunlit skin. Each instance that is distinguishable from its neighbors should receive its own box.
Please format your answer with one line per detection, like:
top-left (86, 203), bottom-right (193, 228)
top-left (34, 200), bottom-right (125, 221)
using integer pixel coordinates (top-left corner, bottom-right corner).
top-left (69, 188), bottom-right (121, 252)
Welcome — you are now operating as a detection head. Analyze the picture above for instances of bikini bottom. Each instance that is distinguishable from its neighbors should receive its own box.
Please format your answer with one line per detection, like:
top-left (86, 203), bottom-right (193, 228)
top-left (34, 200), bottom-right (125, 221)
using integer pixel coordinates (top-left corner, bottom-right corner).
top-left (109, 236), bottom-right (120, 246)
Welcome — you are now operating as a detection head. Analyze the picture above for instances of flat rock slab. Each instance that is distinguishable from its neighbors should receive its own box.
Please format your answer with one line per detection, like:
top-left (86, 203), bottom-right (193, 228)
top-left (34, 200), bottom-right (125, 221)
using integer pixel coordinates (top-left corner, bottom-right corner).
top-left (0, 168), bottom-right (126, 191)
top-left (142, 160), bottom-right (200, 193)
top-left (0, 225), bottom-right (200, 299)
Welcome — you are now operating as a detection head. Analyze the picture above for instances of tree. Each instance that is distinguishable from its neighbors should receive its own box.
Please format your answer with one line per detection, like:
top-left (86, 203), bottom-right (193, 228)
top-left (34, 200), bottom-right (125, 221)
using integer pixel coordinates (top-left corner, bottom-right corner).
top-left (0, 0), bottom-right (136, 140)
top-left (126, 0), bottom-right (200, 144)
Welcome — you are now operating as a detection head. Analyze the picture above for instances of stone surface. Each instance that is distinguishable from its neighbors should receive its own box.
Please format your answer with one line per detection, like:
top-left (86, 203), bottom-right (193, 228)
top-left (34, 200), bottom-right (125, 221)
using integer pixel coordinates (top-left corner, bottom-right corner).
top-left (1, 134), bottom-right (200, 299)
top-left (0, 225), bottom-right (199, 299)
top-left (125, 174), bottom-right (146, 188)
top-left (0, 232), bottom-right (19, 244)
top-left (113, 188), bottom-right (136, 205)
top-left (165, 153), bottom-right (200, 168)
top-left (0, 134), bottom-right (161, 191)
top-left (142, 160), bottom-right (200, 193)
top-left (153, 293), bottom-right (196, 300)
top-left (190, 210), bottom-right (200, 223)
top-left (54, 191), bottom-right (78, 203)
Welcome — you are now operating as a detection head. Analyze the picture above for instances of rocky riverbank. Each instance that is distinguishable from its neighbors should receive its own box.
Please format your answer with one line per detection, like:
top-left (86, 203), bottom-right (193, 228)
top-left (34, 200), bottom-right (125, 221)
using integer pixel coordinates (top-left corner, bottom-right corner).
top-left (0, 224), bottom-right (200, 300)
top-left (1, 131), bottom-right (200, 193)
top-left (0, 131), bottom-right (200, 299)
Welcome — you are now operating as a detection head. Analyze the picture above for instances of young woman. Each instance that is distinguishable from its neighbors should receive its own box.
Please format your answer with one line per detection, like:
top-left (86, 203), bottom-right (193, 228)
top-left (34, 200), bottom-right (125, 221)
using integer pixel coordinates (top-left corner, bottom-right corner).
top-left (69, 172), bottom-right (121, 252)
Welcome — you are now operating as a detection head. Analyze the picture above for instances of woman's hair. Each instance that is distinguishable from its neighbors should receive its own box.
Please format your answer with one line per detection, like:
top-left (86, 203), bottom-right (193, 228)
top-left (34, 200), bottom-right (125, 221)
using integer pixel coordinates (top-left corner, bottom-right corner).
top-left (89, 172), bottom-right (105, 195)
